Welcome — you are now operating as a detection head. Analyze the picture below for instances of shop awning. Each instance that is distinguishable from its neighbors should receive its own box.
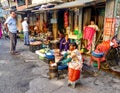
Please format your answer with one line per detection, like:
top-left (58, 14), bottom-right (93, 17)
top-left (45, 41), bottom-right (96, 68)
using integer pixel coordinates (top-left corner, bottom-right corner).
top-left (32, 0), bottom-right (106, 13)
top-left (49, 0), bottom-right (96, 10)
top-left (32, 0), bottom-right (96, 12)
top-left (16, 11), bottom-right (26, 14)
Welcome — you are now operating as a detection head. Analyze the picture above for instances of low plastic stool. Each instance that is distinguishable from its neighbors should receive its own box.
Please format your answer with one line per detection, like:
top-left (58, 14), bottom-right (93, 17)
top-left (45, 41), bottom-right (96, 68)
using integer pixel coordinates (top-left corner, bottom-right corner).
top-left (90, 56), bottom-right (105, 69)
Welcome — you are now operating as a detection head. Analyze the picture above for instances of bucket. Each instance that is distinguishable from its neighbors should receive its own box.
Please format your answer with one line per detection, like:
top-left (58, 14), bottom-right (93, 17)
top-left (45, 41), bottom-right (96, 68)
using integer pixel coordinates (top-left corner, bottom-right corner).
top-left (49, 65), bottom-right (58, 79)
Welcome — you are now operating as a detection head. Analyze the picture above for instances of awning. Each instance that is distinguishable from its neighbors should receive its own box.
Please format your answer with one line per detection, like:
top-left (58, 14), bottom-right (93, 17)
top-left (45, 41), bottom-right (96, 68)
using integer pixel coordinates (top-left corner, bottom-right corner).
top-left (16, 11), bottom-right (26, 14)
top-left (49, 0), bottom-right (96, 10)
top-left (32, 0), bottom-right (97, 13)
top-left (32, 0), bottom-right (107, 13)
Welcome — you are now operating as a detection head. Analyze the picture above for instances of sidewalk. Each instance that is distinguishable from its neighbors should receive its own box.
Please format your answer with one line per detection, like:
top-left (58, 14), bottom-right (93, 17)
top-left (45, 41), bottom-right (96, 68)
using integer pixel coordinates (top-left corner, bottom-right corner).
top-left (20, 41), bottom-right (120, 93)
top-left (1, 38), bottom-right (119, 93)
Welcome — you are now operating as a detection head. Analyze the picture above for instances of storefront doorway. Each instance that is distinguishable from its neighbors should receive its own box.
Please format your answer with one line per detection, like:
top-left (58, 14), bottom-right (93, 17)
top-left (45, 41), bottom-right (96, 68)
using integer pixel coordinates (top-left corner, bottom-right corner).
top-left (82, 2), bottom-right (106, 47)
top-left (57, 9), bottom-right (66, 33)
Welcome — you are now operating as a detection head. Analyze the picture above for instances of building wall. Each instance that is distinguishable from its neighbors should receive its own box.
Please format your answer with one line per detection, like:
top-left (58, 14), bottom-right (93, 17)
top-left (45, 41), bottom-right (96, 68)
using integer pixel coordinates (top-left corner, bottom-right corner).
top-left (9, 0), bottom-right (16, 7)
top-left (103, 0), bottom-right (115, 40)
top-left (16, 0), bottom-right (27, 11)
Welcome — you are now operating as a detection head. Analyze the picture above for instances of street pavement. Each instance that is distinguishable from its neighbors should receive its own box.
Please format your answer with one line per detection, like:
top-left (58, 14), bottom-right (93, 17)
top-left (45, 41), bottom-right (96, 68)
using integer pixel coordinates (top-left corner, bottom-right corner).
top-left (0, 38), bottom-right (120, 93)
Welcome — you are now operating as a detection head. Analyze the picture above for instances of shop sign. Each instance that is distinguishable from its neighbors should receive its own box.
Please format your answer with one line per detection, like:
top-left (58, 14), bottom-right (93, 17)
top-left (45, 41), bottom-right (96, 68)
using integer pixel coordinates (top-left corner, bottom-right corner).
top-left (64, 11), bottom-right (69, 28)
top-left (104, 18), bottom-right (116, 36)
top-left (51, 18), bottom-right (57, 23)
top-left (1, 0), bottom-right (9, 9)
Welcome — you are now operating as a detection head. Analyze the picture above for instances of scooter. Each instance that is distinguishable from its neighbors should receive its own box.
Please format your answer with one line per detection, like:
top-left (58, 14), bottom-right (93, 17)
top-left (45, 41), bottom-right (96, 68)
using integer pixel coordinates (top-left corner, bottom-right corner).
top-left (101, 35), bottom-right (120, 73)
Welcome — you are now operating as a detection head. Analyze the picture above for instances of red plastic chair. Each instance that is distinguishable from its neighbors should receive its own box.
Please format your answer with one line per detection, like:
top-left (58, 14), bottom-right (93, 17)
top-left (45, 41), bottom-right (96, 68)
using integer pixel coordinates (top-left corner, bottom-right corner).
top-left (90, 40), bottom-right (110, 69)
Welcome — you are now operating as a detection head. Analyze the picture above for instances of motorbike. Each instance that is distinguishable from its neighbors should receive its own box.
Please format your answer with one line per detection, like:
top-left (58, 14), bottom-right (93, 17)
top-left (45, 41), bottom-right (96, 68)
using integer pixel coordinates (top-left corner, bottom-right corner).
top-left (101, 35), bottom-right (120, 72)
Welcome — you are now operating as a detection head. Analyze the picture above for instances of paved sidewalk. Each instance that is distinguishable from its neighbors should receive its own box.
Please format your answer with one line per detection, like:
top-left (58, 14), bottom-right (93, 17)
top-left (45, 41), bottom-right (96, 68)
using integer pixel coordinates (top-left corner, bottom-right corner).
top-left (0, 38), bottom-right (120, 93)
top-left (23, 44), bottom-right (120, 93)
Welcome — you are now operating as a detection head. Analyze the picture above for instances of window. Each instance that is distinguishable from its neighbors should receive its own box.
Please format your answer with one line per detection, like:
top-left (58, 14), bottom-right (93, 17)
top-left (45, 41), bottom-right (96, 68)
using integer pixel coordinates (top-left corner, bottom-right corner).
top-left (17, 0), bottom-right (25, 6)
top-left (28, 0), bottom-right (32, 5)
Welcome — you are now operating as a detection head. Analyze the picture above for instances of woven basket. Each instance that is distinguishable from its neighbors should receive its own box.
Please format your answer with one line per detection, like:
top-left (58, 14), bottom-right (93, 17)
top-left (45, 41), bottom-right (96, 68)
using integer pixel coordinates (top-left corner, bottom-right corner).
top-left (29, 44), bottom-right (42, 52)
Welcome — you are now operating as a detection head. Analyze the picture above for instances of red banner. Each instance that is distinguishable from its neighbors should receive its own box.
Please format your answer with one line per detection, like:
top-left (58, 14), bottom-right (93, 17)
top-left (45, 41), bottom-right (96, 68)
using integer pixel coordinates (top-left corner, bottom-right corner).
top-left (104, 18), bottom-right (116, 36)
top-left (83, 27), bottom-right (96, 50)
top-left (64, 12), bottom-right (69, 28)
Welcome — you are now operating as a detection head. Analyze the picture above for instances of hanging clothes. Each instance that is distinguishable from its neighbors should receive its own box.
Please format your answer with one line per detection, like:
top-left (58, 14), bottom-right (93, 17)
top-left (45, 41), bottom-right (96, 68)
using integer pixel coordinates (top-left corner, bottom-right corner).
top-left (88, 24), bottom-right (100, 51)
top-left (83, 26), bottom-right (96, 50)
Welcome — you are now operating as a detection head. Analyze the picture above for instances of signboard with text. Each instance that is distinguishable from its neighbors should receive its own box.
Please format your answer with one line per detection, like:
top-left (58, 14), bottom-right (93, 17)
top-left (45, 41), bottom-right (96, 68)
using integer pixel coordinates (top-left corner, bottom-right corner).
top-left (104, 18), bottom-right (116, 36)
top-left (64, 11), bottom-right (69, 28)
top-left (51, 18), bottom-right (57, 23)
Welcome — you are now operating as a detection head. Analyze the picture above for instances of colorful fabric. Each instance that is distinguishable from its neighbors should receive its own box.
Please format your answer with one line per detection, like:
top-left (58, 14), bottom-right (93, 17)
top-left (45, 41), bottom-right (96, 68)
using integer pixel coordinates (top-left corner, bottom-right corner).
top-left (59, 38), bottom-right (65, 51)
top-left (83, 26), bottom-right (96, 50)
top-left (95, 40), bottom-right (110, 53)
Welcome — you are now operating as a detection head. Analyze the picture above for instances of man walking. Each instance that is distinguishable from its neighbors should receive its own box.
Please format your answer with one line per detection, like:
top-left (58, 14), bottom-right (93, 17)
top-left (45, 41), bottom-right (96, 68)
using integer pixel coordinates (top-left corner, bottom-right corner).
top-left (22, 17), bottom-right (29, 45)
top-left (4, 11), bottom-right (20, 55)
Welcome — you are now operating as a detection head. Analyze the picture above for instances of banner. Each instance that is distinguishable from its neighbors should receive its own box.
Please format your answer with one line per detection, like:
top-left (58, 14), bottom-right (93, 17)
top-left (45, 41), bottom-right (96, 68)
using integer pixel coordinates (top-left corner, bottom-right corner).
top-left (104, 18), bottom-right (116, 36)
top-left (83, 26), bottom-right (96, 50)
top-left (64, 11), bottom-right (69, 28)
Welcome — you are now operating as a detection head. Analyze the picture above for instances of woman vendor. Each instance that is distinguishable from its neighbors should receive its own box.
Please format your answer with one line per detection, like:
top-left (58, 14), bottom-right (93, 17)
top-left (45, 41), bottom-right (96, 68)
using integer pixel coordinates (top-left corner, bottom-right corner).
top-left (88, 20), bottom-right (99, 53)
top-left (59, 33), bottom-right (70, 52)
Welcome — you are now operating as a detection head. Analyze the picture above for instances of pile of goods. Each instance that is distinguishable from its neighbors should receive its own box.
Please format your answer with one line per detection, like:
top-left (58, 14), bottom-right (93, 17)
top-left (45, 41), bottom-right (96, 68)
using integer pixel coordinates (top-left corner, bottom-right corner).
top-left (35, 48), bottom-right (55, 61)
top-left (36, 49), bottom-right (47, 60)
top-left (30, 41), bottom-right (42, 45)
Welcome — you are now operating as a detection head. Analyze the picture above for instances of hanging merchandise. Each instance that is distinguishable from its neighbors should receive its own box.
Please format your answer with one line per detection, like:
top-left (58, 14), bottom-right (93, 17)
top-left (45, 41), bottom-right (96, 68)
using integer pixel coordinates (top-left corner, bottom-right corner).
top-left (64, 11), bottom-right (69, 28)
top-left (83, 27), bottom-right (96, 50)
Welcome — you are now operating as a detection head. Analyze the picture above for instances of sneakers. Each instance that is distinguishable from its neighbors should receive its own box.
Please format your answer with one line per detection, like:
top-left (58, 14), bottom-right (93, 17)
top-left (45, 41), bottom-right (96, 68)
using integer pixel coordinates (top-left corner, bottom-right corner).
top-left (10, 51), bottom-right (20, 55)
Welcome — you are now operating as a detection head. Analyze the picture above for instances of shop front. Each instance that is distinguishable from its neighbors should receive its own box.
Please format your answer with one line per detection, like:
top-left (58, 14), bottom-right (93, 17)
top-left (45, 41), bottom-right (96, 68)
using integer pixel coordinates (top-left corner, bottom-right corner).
top-left (82, 1), bottom-right (106, 49)
top-left (47, 0), bottom-right (105, 51)
top-left (27, 0), bottom-right (108, 54)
